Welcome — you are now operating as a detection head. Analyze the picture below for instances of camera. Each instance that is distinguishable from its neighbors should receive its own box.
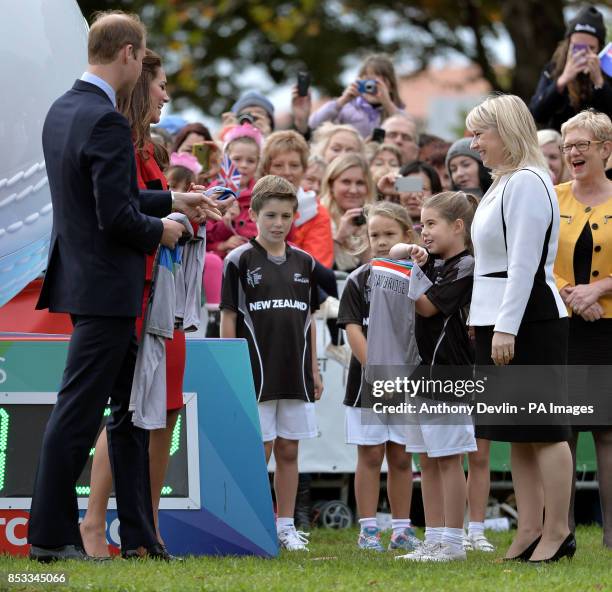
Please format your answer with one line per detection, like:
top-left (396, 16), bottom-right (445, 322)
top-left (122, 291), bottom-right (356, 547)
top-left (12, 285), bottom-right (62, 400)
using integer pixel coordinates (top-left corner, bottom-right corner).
top-left (357, 79), bottom-right (377, 94)
top-left (353, 210), bottom-right (367, 226)
top-left (238, 112), bottom-right (255, 125)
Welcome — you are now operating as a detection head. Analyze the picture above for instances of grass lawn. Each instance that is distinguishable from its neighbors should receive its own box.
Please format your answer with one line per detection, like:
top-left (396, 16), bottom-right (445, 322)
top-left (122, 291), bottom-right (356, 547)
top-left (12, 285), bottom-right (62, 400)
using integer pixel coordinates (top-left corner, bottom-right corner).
top-left (0, 526), bottom-right (609, 592)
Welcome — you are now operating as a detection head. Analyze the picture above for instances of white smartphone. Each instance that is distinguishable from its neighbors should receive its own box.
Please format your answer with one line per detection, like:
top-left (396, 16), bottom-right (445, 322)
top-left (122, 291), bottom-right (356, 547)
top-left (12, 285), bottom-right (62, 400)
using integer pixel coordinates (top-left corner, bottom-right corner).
top-left (394, 176), bottom-right (423, 193)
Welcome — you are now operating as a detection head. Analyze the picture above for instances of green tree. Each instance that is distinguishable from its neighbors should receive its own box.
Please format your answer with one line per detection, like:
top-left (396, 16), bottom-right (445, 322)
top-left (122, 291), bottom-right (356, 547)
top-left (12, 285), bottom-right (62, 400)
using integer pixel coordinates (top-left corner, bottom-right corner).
top-left (76, 0), bottom-right (568, 116)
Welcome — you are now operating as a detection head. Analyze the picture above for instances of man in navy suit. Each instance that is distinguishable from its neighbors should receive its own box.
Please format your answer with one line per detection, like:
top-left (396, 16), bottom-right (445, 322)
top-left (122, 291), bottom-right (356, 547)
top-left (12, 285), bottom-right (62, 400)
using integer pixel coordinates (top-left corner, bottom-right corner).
top-left (28, 11), bottom-right (220, 562)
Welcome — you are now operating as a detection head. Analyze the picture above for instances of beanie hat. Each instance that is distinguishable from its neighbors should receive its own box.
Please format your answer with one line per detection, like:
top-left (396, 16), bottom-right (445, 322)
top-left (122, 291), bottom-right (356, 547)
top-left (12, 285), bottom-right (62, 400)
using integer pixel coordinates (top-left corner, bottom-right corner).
top-left (566, 6), bottom-right (606, 49)
top-left (445, 137), bottom-right (482, 172)
top-left (231, 91), bottom-right (275, 130)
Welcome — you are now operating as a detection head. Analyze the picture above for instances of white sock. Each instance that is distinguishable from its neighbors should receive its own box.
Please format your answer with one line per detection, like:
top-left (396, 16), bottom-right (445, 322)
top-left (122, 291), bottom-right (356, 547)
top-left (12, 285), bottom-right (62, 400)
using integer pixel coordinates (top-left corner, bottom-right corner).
top-left (442, 527), bottom-right (464, 552)
top-left (468, 521), bottom-right (485, 538)
top-left (391, 518), bottom-right (411, 536)
top-left (277, 517), bottom-right (294, 532)
top-left (359, 517), bottom-right (377, 531)
top-left (425, 526), bottom-right (444, 545)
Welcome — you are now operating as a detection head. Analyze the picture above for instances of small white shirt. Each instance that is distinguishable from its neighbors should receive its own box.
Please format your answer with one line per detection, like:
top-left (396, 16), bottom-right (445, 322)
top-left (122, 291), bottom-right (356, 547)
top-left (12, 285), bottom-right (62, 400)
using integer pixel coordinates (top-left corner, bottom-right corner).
top-left (80, 71), bottom-right (117, 107)
top-left (469, 166), bottom-right (567, 335)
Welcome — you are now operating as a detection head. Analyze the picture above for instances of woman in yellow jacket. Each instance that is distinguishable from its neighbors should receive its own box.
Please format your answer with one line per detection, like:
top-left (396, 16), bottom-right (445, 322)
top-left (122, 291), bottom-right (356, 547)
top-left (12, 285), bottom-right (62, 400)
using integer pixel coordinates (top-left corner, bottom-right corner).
top-left (554, 109), bottom-right (612, 548)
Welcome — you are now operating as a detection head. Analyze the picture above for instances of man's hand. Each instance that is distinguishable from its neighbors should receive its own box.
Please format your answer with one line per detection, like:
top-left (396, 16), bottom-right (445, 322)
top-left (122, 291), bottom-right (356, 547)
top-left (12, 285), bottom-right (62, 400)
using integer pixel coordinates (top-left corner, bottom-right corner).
top-left (172, 192), bottom-right (224, 222)
top-left (189, 185), bottom-right (236, 215)
top-left (491, 331), bottom-right (515, 366)
top-left (160, 218), bottom-right (184, 248)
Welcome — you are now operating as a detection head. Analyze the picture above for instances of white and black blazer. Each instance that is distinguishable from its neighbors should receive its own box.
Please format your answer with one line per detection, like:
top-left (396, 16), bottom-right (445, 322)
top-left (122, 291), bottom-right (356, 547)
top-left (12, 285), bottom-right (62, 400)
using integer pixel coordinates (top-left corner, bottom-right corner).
top-left (469, 166), bottom-right (567, 335)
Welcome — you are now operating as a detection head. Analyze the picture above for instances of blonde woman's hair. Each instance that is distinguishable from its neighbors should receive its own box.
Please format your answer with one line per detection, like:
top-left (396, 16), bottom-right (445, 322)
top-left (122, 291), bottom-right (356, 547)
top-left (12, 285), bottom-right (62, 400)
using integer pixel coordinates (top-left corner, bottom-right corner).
top-left (537, 129), bottom-right (562, 147)
top-left (365, 201), bottom-right (417, 243)
top-left (422, 191), bottom-right (479, 252)
top-left (466, 94), bottom-right (547, 178)
top-left (320, 153), bottom-right (375, 226)
top-left (307, 154), bottom-right (327, 169)
top-left (311, 123), bottom-right (366, 161)
top-left (561, 109), bottom-right (612, 143)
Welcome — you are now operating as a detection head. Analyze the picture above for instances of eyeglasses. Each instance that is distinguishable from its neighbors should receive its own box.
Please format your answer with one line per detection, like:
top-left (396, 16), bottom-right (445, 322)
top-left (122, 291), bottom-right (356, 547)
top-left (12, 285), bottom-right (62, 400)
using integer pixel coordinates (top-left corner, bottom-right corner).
top-left (560, 140), bottom-right (604, 154)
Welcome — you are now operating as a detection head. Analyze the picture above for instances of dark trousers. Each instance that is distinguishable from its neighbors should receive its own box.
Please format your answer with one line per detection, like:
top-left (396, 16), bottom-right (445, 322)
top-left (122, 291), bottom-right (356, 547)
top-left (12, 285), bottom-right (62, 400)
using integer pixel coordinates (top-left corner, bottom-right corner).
top-left (28, 315), bottom-right (157, 550)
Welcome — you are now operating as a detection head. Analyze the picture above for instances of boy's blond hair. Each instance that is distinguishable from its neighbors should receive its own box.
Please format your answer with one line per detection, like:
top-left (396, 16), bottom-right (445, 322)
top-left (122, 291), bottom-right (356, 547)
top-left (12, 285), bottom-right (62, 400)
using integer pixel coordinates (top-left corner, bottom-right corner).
top-left (250, 175), bottom-right (298, 214)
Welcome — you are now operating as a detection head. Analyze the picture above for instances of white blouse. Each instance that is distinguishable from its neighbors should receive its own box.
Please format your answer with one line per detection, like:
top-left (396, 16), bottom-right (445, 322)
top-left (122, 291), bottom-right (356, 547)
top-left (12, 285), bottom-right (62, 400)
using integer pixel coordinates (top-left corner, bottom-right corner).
top-left (469, 166), bottom-right (567, 335)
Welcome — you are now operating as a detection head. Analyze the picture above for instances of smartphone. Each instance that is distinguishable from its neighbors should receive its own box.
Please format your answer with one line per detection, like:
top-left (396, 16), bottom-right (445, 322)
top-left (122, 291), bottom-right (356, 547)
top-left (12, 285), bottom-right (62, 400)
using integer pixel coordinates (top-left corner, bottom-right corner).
top-left (192, 143), bottom-right (211, 171)
top-left (395, 176), bottom-right (423, 193)
top-left (353, 211), bottom-right (367, 226)
top-left (572, 43), bottom-right (589, 55)
top-left (371, 128), bottom-right (386, 143)
top-left (297, 71), bottom-right (311, 97)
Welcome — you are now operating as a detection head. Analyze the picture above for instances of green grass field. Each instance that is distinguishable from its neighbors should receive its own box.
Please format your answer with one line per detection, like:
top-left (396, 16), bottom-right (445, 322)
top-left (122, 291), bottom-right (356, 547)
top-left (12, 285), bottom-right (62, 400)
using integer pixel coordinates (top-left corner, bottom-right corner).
top-left (0, 526), bottom-right (609, 592)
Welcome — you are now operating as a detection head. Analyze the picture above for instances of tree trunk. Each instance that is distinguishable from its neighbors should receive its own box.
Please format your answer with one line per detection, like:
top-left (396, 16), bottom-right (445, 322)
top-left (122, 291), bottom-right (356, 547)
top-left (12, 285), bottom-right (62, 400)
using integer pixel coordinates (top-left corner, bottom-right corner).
top-left (502, 0), bottom-right (565, 101)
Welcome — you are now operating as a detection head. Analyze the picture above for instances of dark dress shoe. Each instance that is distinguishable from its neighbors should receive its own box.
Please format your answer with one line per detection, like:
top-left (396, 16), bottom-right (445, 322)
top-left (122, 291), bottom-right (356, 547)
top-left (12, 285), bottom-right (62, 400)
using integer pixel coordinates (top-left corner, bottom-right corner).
top-left (122, 543), bottom-right (182, 561)
top-left (504, 535), bottom-right (542, 562)
top-left (29, 544), bottom-right (88, 563)
top-left (529, 533), bottom-right (576, 564)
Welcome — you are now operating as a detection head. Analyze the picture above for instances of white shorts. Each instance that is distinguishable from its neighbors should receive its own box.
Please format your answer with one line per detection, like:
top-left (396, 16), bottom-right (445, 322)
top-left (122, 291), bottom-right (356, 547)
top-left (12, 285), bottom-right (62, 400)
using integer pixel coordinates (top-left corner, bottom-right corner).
top-left (345, 406), bottom-right (409, 446)
top-left (258, 399), bottom-right (318, 442)
top-left (404, 397), bottom-right (477, 458)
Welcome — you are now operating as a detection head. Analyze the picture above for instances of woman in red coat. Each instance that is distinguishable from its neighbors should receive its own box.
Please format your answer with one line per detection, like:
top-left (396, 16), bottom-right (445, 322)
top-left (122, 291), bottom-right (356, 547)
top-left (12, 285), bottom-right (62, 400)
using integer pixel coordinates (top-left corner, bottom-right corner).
top-left (80, 50), bottom-right (186, 557)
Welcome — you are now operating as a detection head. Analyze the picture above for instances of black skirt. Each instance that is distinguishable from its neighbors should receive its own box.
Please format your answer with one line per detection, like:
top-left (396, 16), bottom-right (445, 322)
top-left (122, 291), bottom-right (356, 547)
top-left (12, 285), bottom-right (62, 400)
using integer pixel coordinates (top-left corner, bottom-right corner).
top-left (474, 318), bottom-right (572, 443)
top-left (568, 316), bottom-right (612, 433)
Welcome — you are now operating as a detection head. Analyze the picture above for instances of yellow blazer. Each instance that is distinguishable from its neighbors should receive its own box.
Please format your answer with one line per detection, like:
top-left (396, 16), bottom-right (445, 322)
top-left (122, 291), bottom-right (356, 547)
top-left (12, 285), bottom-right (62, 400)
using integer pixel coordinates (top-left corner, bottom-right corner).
top-left (553, 181), bottom-right (612, 317)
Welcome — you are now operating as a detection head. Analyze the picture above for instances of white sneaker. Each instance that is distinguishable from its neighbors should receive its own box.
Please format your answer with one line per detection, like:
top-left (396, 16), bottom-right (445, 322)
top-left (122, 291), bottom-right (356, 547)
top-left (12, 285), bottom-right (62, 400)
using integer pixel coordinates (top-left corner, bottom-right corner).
top-left (395, 542), bottom-right (440, 561)
top-left (418, 543), bottom-right (467, 562)
top-left (325, 343), bottom-right (351, 368)
top-left (278, 526), bottom-right (310, 551)
top-left (314, 296), bottom-right (339, 320)
top-left (466, 533), bottom-right (495, 552)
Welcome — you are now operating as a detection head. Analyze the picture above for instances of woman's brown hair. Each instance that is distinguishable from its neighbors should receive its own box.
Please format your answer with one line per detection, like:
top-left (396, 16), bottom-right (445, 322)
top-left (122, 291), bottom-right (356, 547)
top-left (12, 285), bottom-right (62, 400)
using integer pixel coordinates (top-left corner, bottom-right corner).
top-left (117, 48), bottom-right (162, 159)
top-left (551, 38), bottom-right (595, 111)
top-left (422, 191), bottom-right (479, 252)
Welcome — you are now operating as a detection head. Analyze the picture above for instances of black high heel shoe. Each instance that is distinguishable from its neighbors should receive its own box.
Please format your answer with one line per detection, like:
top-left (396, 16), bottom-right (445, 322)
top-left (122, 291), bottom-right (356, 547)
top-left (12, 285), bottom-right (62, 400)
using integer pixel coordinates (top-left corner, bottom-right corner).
top-left (504, 535), bottom-right (542, 562)
top-left (528, 533), bottom-right (576, 564)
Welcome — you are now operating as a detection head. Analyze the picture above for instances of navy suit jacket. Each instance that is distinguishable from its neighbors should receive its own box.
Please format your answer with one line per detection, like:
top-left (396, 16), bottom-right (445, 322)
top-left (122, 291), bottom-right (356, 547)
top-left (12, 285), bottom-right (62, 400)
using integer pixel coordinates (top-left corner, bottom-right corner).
top-left (37, 80), bottom-right (171, 317)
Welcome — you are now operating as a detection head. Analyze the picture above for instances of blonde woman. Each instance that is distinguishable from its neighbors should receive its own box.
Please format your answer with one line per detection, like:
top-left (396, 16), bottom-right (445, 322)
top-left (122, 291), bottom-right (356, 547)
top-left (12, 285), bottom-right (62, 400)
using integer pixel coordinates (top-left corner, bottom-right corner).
top-left (537, 129), bottom-right (571, 185)
top-left (467, 94), bottom-right (574, 563)
top-left (311, 123), bottom-right (366, 164)
top-left (554, 109), bottom-right (612, 548)
top-left (320, 153), bottom-right (375, 272)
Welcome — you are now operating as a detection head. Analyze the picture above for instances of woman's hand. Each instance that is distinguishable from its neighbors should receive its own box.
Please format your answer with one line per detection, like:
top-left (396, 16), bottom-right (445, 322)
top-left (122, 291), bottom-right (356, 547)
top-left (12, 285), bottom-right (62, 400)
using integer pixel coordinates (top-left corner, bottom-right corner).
top-left (335, 208), bottom-right (365, 244)
top-left (565, 283), bottom-right (602, 314)
top-left (579, 302), bottom-right (604, 322)
top-left (557, 48), bottom-right (589, 91)
top-left (377, 172), bottom-right (399, 197)
top-left (585, 53), bottom-right (605, 88)
top-left (491, 331), bottom-right (515, 366)
top-left (337, 81), bottom-right (360, 108)
top-left (313, 370), bottom-right (324, 401)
